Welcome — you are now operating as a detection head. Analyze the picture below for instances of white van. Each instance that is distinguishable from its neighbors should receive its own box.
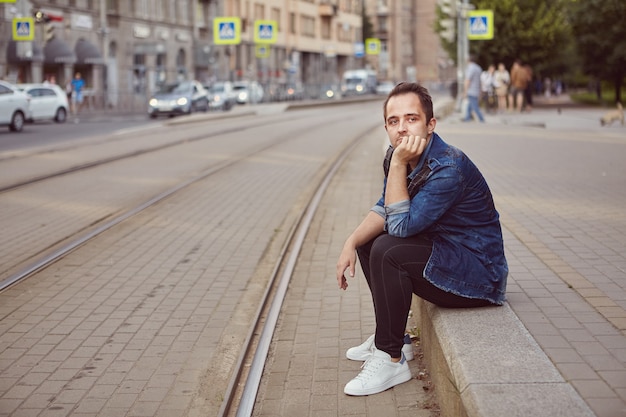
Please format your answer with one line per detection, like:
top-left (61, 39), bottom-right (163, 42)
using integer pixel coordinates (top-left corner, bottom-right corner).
top-left (341, 69), bottom-right (377, 96)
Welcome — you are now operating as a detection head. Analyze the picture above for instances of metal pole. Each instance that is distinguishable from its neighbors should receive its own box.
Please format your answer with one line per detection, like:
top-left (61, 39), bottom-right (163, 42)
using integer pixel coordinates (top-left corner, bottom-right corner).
top-left (99, 0), bottom-right (109, 107)
top-left (455, 0), bottom-right (470, 113)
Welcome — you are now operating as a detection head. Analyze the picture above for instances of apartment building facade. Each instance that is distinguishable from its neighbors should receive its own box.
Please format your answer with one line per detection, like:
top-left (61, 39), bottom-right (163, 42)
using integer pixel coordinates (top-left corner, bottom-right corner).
top-left (365, 0), bottom-right (454, 87)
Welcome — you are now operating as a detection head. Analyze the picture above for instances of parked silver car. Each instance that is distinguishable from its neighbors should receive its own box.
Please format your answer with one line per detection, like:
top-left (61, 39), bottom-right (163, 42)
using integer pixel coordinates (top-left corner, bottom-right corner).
top-left (0, 80), bottom-right (31, 132)
top-left (206, 81), bottom-right (236, 111)
top-left (17, 83), bottom-right (69, 123)
top-left (148, 80), bottom-right (209, 118)
top-left (233, 81), bottom-right (264, 104)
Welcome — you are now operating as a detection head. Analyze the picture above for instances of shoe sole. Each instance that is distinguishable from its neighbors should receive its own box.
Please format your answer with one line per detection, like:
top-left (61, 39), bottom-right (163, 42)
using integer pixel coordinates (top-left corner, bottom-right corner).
top-left (344, 368), bottom-right (412, 396)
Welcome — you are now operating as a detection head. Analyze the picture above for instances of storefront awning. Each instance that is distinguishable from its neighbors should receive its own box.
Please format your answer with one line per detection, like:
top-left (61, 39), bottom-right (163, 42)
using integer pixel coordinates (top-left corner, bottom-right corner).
top-left (75, 38), bottom-right (104, 65)
top-left (43, 37), bottom-right (76, 64)
top-left (6, 41), bottom-right (44, 64)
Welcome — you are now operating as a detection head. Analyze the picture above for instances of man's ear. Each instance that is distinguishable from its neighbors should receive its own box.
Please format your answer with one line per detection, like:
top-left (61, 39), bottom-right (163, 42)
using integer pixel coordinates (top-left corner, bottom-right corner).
top-left (427, 117), bottom-right (437, 134)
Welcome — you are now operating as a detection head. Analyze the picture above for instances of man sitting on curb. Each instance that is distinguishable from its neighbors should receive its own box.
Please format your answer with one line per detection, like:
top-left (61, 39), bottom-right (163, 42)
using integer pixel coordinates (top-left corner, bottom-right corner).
top-left (336, 82), bottom-right (508, 396)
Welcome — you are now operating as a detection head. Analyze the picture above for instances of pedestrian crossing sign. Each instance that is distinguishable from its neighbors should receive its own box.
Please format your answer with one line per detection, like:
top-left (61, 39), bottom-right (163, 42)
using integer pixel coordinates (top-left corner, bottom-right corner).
top-left (214, 17), bottom-right (241, 45)
top-left (254, 20), bottom-right (277, 44)
top-left (255, 44), bottom-right (270, 58)
top-left (467, 10), bottom-right (493, 40)
top-left (13, 18), bottom-right (34, 41)
top-left (365, 38), bottom-right (381, 55)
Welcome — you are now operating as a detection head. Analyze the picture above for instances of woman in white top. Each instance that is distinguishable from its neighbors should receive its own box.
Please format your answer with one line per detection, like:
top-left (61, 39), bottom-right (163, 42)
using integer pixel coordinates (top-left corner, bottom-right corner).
top-left (494, 63), bottom-right (510, 112)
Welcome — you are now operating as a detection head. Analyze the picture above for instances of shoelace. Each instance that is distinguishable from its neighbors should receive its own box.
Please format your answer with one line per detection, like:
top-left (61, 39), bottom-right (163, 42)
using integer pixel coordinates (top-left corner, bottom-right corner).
top-left (354, 356), bottom-right (385, 382)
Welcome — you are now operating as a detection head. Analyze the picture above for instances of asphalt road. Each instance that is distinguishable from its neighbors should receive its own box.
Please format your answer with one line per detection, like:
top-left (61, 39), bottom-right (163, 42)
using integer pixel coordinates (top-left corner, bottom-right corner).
top-left (0, 115), bottom-right (157, 155)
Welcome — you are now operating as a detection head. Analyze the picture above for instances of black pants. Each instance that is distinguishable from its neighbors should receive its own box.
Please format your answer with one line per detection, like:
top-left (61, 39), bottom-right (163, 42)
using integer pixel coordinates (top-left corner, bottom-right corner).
top-left (357, 233), bottom-right (493, 358)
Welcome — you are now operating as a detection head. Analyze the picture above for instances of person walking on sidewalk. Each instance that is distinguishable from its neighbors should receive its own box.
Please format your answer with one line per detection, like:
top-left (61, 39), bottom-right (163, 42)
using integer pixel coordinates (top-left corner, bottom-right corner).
top-left (336, 82), bottom-right (508, 396)
top-left (462, 54), bottom-right (485, 122)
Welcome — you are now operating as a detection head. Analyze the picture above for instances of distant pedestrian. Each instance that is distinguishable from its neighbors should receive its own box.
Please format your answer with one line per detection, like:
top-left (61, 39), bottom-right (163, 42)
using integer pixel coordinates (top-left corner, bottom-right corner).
top-left (509, 60), bottom-right (530, 112)
top-left (480, 64), bottom-right (497, 114)
top-left (462, 54), bottom-right (485, 122)
top-left (523, 64), bottom-right (533, 112)
top-left (494, 63), bottom-right (510, 112)
top-left (71, 72), bottom-right (85, 115)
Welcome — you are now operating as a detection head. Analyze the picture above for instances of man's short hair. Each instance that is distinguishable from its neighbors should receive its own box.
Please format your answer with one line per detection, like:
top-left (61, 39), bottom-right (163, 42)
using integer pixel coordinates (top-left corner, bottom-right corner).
top-left (383, 82), bottom-right (434, 122)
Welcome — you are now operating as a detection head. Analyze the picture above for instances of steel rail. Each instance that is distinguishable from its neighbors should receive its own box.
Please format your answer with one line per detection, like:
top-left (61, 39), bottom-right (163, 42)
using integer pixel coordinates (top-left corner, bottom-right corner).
top-left (217, 130), bottom-right (367, 417)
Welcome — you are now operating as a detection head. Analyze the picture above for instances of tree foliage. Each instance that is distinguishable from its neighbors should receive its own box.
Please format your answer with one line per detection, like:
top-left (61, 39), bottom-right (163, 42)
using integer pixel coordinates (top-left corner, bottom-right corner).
top-left (567, 0), bottom-right (626, 103)
top-left (434, 0), bottom-right (626, 102)
top-left (469, 0), bottom-right (572, 78)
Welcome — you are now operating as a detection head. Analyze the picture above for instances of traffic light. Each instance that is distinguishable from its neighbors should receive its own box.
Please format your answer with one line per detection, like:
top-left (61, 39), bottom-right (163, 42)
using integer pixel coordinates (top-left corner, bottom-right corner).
top-left (437, 0), bottom-right (456, 43)
top-left (440, 18), bottom-right (455, 43)
top-left (34, 10), bottom-right (51, 23)
top-left (32, 9), bottom-right (63, 43)
top-left (43, 22), bottom-right (55, 42)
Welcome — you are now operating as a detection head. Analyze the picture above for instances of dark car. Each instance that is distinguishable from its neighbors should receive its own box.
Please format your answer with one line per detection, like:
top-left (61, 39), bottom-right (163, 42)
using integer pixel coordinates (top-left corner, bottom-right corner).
top-left (148, 80), bottom-right (209, 118)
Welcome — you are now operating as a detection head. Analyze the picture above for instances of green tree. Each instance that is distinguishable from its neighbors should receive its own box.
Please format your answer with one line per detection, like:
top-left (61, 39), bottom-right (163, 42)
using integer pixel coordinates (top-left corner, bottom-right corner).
top-left (470, 0), bottom-right (572, 78)
top-left (567, 0), bottom-right (626, 104)
top-left (435, 0), bottom-right (573, 79)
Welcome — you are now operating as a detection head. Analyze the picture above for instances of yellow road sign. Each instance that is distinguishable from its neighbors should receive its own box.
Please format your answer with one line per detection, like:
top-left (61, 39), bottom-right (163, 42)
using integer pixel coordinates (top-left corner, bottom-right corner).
top-left (365, 38), bottom-right (380, 55)
top-left (255, 44), bottom-right (270, 58)
top-left (13, 18), bottom-right (34, 41)
top-left (214, 17), bottom-right (241, 45)
top-left (467, 10), bottom-right (494, 40)
top-left (254, 20), bottom-right (277, 44)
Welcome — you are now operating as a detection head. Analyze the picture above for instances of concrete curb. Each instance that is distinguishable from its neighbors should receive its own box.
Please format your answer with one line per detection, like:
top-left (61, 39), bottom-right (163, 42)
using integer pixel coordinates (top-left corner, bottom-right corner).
top-left (415, 298), bottom-right (595, 417)
top-left (412, 95), bottom-right (597, 417)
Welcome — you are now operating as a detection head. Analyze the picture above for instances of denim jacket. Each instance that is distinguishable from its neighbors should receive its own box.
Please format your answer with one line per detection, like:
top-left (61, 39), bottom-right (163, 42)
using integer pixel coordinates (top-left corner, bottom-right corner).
top-left (371, 133), bottom-right (508, 305)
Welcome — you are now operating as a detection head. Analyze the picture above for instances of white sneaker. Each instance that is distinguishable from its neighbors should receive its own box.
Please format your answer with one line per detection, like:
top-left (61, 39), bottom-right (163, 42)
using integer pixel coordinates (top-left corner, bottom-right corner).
top-left (344, 348), bottom-right (412, 396)
top-left (346, 334), bottom-right (414, 361)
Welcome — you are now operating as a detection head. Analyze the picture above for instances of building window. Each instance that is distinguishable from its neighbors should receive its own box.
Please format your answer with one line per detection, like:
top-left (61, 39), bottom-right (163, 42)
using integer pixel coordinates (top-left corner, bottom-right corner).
top-left (271, 8), bottom-right (280, 30)
top-left (155, 0), bottom-right (164, 21)
top-left (321, 17), bottom-right (331, 40)
top-left (178, 0), bottom-right (190, 24)
top-left (300, 15), bottom-right (315, 37)
top-left (254, 3), bottom-right (265, 20)
top-left (133, 0), bottom-right (149, 18)
top-left (106, 0), bottom-right (118, 12)
top-left (289, 12), bottom-right (296, 35)
top-left (132, 54), bottom-right (146, 94)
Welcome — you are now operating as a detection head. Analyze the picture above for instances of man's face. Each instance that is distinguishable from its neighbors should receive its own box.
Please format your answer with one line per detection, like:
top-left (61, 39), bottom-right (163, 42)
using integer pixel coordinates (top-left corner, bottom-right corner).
top-left (384, 93), bottom-right (435, 149)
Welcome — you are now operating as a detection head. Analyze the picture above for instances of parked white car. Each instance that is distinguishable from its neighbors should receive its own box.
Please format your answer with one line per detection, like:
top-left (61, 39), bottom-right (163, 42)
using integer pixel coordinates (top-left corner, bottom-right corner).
top-left (0, 80), bottom-right (31, 132)
top-left (233, 81), bottom-right (264, 104)
top-left (17, 83), bottom-right (69, 123)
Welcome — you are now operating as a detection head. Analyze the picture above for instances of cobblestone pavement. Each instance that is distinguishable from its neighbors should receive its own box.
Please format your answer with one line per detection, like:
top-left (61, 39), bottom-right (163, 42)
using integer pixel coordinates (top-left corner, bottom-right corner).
top-left (255, 96), bottom-right (626, 417)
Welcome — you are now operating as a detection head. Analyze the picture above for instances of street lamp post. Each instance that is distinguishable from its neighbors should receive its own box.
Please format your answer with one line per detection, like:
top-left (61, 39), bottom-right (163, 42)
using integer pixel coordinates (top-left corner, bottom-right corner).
top-left (99, 0), bottom-right (109, 108)
top-left (455, 0), bottom-right (473, 113)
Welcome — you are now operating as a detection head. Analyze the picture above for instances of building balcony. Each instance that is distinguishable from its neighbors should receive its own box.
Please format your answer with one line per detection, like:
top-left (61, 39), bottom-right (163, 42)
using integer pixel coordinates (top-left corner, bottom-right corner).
top-left (319, 3), bottom-right (338, 17)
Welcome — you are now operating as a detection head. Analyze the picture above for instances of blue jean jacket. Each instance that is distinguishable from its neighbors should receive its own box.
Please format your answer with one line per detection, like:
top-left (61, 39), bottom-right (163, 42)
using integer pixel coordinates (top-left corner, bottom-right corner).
top-left (371, 133), bottom-right (508, 305)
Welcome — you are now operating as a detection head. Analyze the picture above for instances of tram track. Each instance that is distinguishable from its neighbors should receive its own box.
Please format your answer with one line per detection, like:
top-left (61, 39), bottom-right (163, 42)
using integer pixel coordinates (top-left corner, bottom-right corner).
top-left (0, 112), bottom-right (311, 194)
top-left (0, 104), bottom-right (371, 287)
top-left (0, 100), bottom-right (381, 415)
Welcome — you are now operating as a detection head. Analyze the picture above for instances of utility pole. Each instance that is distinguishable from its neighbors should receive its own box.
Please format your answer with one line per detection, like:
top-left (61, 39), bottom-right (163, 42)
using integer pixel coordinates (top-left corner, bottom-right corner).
top-left (99, 0), bottom-right (109, 107)
top-left (455, 0), bottom-right (473, 112)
